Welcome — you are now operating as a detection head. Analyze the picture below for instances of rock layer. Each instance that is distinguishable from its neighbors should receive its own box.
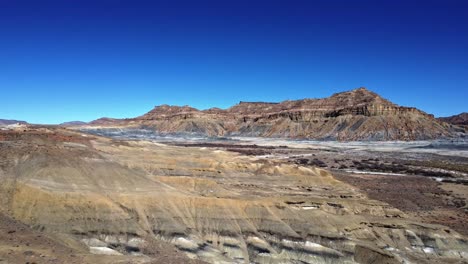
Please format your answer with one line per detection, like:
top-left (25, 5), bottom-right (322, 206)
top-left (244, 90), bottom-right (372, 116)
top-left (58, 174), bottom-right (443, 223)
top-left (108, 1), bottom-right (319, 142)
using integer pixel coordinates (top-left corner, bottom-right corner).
top-left (439, 112), bottom-right (468, 126)
top-left (86, 88), bottom-right (457, 140)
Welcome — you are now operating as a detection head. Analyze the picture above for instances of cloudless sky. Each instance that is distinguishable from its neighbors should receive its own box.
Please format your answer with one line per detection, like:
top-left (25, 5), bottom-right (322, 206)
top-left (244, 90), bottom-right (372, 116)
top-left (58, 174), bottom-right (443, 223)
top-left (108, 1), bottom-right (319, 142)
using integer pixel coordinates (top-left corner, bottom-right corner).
top-left (1, 0), bottom-right (467, 124)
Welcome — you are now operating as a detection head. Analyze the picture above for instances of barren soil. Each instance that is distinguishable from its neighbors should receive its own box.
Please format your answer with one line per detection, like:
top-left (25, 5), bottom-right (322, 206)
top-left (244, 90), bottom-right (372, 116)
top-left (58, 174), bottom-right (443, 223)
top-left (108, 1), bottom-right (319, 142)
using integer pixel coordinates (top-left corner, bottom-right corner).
top-left (1, 127), bottom-right (467, 263)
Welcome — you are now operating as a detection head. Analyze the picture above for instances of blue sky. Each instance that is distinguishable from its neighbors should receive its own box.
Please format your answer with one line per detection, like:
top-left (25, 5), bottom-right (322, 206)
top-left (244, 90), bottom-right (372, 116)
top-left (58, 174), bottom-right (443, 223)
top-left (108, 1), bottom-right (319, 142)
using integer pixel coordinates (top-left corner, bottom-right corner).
top-left (1, 0), bottom-right (467, 124)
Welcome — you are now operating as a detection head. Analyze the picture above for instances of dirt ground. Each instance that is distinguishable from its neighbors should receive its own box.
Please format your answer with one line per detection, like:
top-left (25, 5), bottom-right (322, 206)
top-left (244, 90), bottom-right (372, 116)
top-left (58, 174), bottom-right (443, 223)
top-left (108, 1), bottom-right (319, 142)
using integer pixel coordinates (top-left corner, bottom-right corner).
top-left (0, 212), bottom-right (87, 264)
top-left (0, 212), bottom-right (206, 264)
top-left (171, 141), bottom-right (468, 238)
top-left (333, 172), bottom-right (468, 236)
top-left (1, 127), bottom-right (467, 263)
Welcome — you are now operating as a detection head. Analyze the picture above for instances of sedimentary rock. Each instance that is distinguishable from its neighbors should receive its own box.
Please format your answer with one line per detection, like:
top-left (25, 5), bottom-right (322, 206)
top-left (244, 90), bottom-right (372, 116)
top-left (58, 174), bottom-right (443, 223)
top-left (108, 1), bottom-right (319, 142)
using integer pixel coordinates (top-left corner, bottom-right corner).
top-left (439, 112), bottom-right (468, 126)
top-left (83, 87), bottom-right (458, 141)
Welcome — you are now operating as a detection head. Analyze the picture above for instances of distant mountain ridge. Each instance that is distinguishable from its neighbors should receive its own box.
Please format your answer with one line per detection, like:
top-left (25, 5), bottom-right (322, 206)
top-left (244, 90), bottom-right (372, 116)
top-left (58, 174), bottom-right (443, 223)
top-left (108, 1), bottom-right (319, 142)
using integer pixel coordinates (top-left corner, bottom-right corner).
top-left (80, 87), bottom-right (461, 141)
top-left (59, 121), bottom-right (87, 126)
top-left (0, 119), bottom-right (27, 126)
top-left (438, 113), bottom-right (468, 126)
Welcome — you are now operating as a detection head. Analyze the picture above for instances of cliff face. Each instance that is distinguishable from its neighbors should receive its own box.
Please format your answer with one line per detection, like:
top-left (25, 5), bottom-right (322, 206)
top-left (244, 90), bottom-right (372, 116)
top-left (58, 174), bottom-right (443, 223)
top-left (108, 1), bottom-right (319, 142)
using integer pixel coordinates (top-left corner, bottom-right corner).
top-left (439, 112), bottom-right (468, 126)
top-left (88, 87), bottom-right (457, 140)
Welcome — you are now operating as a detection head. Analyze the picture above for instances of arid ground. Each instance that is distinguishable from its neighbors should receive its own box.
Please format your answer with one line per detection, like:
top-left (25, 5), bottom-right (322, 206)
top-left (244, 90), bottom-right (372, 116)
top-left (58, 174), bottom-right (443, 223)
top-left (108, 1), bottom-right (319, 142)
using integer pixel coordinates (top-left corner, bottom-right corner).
top-left (0, 126), bottom-right (467, 263)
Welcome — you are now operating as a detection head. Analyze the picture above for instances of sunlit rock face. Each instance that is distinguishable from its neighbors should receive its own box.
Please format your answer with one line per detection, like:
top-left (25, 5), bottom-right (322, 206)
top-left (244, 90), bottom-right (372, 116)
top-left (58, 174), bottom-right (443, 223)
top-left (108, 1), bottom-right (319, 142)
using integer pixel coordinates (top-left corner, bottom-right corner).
top-left (439, 112), bottom-right (468, 126)
top-left (83, 87), bottom-right (460, 141)
top-left (0, 128), bottom-right (467, 263)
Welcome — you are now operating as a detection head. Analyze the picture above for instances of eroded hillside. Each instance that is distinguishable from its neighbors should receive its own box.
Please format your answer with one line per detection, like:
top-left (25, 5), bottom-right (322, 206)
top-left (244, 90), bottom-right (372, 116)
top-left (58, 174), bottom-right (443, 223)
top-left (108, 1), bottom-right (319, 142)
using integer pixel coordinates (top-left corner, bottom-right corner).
top-left (0, 127), bottom-right (467, 263)
top-left (85, 88), bottom-right (460, 140)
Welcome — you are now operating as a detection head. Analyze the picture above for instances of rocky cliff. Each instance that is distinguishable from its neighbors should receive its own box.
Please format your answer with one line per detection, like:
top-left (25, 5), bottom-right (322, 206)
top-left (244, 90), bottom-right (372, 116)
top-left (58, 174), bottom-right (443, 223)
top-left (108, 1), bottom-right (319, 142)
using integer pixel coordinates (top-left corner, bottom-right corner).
top-left (83, 87), bottom-right (458, 140)
top-left (439, 112), bottom-right (468, 126)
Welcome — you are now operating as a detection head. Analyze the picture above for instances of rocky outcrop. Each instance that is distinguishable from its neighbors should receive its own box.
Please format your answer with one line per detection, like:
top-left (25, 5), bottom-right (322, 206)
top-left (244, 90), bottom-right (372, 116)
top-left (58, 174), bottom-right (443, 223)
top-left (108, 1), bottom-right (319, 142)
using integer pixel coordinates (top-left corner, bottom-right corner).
top-left (439, 112), bottom-right (468, 126)
top-left (81, 87), bottom-right (459, 140)
top-left (139, 104), bottom-right (200, 119)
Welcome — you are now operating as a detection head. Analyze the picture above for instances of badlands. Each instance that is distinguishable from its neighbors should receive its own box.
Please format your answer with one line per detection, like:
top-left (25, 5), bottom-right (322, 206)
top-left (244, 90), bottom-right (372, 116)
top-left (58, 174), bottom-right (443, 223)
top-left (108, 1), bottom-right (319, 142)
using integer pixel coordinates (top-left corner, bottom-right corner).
top-left (0, 126), bottom-right (467, 263)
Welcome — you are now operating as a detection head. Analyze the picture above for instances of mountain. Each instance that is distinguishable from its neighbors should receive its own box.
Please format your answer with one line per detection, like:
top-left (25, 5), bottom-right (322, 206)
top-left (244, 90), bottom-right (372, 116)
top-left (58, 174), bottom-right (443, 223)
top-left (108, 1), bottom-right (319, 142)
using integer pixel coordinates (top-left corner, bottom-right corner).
top-left (438, 112), bottom-right (468, 126)
top-left (88, 117), bottom-right (125, 126)
top-left (0, 119), bottom-right (27, 126)
top-left (59, 121), bottom-right (87, 126)
top-left (86, 87), bottom-right (458, 140)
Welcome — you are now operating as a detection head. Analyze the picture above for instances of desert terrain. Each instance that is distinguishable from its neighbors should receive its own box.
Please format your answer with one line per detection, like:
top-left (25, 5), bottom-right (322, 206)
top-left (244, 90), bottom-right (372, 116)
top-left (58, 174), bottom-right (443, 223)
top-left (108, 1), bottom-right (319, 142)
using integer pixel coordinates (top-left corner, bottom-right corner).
top-left (2, 0), bottom-right (467, 261)
top-left (0, 125), bottom-right (467, 263)
top-left (84, 88), bottom-right (464, 141)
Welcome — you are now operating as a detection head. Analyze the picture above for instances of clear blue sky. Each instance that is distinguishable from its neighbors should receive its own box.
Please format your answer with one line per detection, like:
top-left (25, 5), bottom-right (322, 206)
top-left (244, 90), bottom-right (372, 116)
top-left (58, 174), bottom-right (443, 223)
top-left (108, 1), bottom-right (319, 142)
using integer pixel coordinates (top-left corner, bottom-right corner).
top-left (1, 0), bottom-right (467, 124)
